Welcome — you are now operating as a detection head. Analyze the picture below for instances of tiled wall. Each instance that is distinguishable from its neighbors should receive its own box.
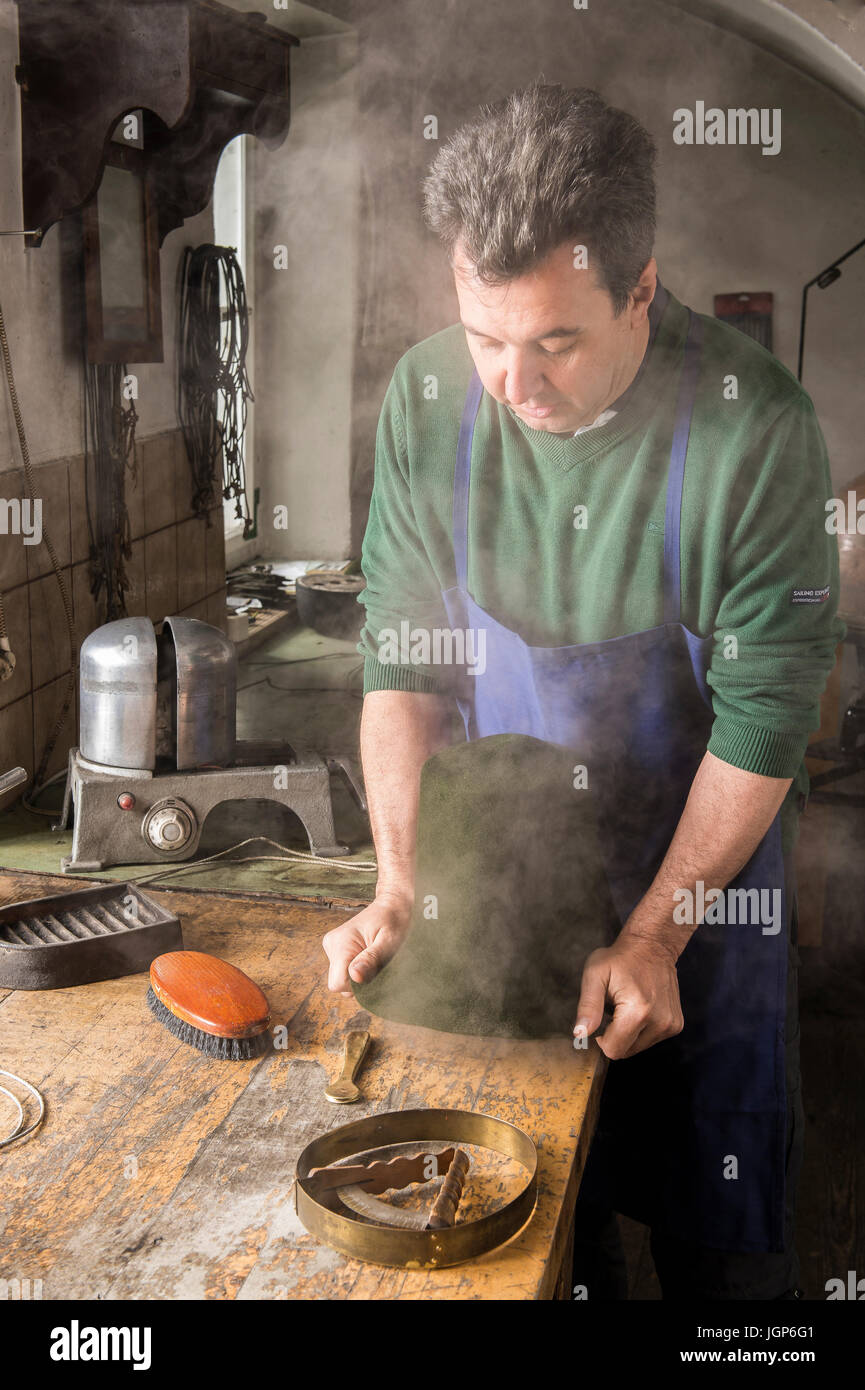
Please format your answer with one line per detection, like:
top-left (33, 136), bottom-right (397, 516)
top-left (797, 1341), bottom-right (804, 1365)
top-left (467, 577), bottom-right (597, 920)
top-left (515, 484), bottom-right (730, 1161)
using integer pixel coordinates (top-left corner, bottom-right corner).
top-left (0, 428), bottom-right (226, 809)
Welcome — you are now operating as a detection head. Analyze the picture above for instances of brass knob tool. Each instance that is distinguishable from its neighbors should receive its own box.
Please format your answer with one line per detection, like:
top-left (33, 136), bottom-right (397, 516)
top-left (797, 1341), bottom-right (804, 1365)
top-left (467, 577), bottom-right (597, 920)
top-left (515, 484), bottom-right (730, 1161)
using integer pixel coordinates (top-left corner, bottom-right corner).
top-left (324, 1029), bottom-right (370, 1103)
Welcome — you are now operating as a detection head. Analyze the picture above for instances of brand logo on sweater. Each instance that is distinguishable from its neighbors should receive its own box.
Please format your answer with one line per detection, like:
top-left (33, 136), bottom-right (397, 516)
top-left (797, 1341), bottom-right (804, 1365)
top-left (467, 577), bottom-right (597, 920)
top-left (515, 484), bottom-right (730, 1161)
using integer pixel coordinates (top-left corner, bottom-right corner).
top-left (791, 586), bottom-right (830, 605)
top-left (673, 881), bottom-right (782, 935)
top-left (673, 102), bottom-right (781, 156)
top-left (377, 621), bottom-right (487, 675)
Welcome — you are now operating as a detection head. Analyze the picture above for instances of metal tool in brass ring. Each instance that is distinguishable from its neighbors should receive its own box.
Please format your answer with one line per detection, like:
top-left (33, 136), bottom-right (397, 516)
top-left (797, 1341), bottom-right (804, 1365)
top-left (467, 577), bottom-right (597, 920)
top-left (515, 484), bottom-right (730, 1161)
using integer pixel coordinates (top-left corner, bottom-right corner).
top-left (295, 1107), bottom-right (538, 1269)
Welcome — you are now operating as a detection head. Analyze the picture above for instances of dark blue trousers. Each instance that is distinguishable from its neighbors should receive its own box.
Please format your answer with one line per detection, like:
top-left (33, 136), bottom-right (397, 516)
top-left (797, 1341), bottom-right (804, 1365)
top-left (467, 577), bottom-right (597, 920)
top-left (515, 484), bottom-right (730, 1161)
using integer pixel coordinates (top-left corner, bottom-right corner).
top-left (572, 866), bottom-right (804, 1301)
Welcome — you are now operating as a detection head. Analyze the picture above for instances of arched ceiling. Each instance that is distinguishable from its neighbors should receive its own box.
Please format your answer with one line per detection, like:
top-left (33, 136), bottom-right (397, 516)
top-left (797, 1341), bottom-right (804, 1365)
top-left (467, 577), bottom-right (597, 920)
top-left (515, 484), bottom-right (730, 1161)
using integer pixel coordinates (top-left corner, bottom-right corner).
top-left (664, 0), bottom-right (865, 112)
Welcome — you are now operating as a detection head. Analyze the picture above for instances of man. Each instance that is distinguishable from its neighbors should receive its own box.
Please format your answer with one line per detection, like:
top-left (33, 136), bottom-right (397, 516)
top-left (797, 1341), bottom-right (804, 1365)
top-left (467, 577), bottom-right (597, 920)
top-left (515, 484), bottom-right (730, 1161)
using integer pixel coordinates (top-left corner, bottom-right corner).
top-left (323, 85), bottom-right (842, 1299)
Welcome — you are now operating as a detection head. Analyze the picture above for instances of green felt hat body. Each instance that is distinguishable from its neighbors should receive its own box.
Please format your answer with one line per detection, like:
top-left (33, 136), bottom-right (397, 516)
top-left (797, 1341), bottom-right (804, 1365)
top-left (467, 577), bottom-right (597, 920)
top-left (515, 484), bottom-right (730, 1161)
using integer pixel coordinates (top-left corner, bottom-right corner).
top-left (352, 733), bottom-right (621, 1039)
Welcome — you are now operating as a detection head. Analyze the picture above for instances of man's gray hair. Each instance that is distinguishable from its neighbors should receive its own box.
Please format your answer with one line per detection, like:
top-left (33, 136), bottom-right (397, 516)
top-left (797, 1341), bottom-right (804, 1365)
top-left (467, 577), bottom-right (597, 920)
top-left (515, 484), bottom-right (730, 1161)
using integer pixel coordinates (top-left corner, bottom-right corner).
top-left (423, 84), bottom-right (657, 315)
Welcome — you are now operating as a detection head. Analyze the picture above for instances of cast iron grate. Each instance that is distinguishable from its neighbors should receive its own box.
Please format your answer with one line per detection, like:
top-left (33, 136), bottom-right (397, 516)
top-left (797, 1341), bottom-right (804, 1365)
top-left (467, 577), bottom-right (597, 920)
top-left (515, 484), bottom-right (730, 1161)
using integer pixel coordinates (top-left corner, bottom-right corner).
top-left (0, 893), bottom-right (162, 946)
top-left (0, 883), bottom-right (182, 988)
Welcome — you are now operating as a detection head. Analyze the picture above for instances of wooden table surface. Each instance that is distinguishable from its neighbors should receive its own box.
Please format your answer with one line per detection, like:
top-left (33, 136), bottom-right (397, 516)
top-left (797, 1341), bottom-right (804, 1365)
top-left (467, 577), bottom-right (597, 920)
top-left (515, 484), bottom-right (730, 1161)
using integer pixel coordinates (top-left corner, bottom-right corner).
top-left (0, 870), bottom-right (605, 1301)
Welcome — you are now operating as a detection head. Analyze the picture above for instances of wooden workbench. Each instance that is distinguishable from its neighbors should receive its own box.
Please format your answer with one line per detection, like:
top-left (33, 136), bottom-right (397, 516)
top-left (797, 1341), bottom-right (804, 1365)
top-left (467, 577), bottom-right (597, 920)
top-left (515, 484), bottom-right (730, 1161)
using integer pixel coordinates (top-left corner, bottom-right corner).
top-left (0, 870), bottom-right (605, 1300)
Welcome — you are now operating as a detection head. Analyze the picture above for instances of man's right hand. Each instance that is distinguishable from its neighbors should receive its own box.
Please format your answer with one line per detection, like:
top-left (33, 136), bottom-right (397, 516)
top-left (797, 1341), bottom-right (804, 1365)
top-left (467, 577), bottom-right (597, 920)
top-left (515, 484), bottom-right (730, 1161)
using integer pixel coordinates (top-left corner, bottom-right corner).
top-left (323, 893), bottom-right (413, 996)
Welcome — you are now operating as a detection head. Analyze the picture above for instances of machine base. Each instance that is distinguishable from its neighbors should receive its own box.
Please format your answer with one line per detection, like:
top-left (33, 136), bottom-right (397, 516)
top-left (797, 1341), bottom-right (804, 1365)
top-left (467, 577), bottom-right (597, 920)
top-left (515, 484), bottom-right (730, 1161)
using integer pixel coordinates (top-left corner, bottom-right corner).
top-left (59, 744), bottom-right (364, 873)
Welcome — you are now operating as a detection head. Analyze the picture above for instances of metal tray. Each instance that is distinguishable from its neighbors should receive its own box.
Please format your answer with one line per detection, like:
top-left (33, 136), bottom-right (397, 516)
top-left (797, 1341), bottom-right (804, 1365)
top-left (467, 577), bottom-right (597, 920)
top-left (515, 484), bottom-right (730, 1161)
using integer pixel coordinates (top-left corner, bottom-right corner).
top-left (0, 882), bottom-right (183, 990)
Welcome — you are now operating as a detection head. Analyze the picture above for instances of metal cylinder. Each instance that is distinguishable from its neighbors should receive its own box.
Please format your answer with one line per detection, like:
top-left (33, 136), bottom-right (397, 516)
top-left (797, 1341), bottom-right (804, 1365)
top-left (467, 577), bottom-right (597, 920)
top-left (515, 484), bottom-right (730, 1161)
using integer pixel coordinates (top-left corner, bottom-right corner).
top-left (162, 617), bottom-right (236, 769)
top-left (79, 618), bottom-right (158, 770)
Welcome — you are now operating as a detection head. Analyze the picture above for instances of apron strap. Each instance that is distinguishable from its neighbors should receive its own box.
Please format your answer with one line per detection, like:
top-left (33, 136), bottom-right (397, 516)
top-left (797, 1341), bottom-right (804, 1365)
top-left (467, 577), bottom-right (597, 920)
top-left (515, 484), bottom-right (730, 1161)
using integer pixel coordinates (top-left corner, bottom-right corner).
top-left (663, 310), bottom-right (704, 625)
top-left (453, 369), bottom-right (484, 590)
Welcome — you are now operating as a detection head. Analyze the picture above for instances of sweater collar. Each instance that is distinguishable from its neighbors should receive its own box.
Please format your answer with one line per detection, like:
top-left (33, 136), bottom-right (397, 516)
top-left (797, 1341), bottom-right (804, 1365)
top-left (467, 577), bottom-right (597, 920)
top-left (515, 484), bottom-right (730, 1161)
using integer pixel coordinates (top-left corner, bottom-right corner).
top-left (503, 284), bottom-right (690, 471)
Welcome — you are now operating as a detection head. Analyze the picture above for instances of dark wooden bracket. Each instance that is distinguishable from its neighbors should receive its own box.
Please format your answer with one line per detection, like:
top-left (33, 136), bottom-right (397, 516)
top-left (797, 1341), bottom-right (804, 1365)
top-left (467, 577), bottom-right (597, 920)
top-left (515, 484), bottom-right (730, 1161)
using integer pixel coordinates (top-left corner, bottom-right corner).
top-left (15, 0), bottom-right (299, 249)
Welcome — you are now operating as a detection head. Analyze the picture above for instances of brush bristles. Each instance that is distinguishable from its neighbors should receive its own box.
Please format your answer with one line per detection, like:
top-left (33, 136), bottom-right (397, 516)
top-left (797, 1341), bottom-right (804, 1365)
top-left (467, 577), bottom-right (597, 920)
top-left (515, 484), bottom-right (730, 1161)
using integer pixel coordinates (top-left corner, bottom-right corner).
top-left (146, 986), bottom-right (269, 1060)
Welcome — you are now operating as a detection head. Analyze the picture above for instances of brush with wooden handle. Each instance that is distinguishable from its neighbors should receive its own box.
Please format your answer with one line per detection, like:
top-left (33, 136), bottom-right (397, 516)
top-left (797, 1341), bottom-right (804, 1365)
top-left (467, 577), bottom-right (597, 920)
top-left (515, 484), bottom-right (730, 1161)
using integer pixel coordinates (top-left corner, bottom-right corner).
top-left (147, 951), bottom-right (271, 1060)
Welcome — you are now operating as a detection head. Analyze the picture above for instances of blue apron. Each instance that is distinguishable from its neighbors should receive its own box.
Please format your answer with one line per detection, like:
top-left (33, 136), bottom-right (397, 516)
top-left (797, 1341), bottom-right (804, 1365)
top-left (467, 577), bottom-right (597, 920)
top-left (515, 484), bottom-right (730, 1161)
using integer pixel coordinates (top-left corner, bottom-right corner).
top-left (441, 311), bottom-right (788, 1253)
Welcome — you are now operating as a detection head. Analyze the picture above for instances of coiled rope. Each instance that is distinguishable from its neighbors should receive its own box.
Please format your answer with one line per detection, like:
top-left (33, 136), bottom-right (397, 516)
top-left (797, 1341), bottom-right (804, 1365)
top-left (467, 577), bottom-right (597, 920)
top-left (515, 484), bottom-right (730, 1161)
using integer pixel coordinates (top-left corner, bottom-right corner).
top-left (177, 243), bottom-right (254, 533)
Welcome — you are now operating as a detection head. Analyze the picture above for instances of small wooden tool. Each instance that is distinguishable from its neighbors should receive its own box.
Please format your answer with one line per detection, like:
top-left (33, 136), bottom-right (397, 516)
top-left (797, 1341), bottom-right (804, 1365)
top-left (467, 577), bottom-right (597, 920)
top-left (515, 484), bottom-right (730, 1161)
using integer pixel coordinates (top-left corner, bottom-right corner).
top-left (427, 1148), bottom-right (471, 1229)
top-left (324, 1029), bottom-right (370, 1103)
top-left (309, 1147), bottom-right (456, 1194)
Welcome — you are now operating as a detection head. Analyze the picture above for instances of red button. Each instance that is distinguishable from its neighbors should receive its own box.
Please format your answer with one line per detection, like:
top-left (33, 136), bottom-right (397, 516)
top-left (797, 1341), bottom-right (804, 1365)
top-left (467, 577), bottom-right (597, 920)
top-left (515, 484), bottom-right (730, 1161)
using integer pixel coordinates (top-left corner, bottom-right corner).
top-left (117, 793), bottom-right (136, 810)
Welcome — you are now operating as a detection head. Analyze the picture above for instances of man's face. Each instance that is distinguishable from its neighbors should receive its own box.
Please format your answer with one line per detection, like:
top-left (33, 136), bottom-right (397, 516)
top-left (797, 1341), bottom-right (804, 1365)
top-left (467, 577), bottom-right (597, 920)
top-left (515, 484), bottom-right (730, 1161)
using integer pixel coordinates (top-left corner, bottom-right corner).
top-left (453, 241), bottom-right (657, 434)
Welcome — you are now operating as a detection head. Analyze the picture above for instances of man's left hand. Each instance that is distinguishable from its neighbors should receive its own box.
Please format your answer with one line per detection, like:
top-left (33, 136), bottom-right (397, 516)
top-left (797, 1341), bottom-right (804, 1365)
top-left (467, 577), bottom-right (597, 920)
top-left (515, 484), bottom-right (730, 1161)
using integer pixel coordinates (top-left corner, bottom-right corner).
top-left (574, 933), bottom-right (684, 1060)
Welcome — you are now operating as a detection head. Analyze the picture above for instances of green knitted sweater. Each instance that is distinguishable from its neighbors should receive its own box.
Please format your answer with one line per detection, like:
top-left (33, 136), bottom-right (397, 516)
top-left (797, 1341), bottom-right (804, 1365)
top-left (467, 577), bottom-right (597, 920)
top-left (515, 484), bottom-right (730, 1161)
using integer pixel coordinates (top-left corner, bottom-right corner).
top-left (358, 288), bottom-right (843, 829)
